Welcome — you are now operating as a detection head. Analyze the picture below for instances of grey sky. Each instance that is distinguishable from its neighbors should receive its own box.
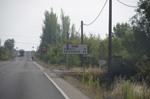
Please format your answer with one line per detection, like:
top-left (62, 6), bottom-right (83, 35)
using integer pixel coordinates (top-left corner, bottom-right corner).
top-left (0, 0), bottom-right (138, 51)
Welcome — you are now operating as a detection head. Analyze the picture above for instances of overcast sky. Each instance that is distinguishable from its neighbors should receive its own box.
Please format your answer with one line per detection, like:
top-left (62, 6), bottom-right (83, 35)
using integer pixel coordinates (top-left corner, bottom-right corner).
top-left (0, 0), bottom-right (139, 51)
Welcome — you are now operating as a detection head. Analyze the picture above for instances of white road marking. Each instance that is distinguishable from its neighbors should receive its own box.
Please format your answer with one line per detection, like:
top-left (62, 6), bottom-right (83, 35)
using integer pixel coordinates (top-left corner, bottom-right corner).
top-left (44, 72), bottom-right (70, 99)
top-left (33, 62), bottom-right (43, 71)
top-left (33, 61), bottom-right (70, 99)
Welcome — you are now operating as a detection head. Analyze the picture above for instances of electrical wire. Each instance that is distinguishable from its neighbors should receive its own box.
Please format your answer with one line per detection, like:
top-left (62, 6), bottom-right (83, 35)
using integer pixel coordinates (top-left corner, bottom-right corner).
top-left (83, 0), bottom-right (108, 26)
top-left (117, 0), bottom-right (138, 8)
top-left (1, 40), bottom-right (39, 45)
top-left (0, 34), bottom-right (39, 39)
top-left (15, 42), bottom-right (39, 45)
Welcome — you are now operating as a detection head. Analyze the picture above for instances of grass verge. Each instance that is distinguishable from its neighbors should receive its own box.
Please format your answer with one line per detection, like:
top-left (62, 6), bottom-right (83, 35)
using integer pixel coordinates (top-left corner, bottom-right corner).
top-left (36, 60), bottom-right (150, 99)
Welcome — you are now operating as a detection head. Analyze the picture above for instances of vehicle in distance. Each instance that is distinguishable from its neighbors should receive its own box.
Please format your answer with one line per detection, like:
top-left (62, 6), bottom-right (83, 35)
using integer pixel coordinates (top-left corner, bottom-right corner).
top-left (19, 49), bottom-right (25, 56)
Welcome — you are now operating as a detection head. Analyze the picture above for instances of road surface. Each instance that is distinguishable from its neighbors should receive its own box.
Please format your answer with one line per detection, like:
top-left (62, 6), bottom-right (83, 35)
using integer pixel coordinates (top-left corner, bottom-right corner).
top-left (0, 51), bottom-right (65, 99)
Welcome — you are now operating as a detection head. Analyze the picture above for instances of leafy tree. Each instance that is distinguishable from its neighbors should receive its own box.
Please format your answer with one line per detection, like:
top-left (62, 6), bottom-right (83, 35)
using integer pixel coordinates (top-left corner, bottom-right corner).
top-left (70, 24), bottom-right (76, 40)
top-left (129, 0), bottom-right (150, 83)
top-left (132, 0), bottom-right (150, 57)
top-left (0, 47), bottom-right (9, 60)
top-left (41, 8), bottom-right (60, 45)
top-left (113, 23), bottom-right (131, 38)
top-left (112, 23), bottom-right (136, 59)
top-left (61, 9), bottom-right (70, 40)
top-left (98, 39), bottom-right (108, 60)
top-left (4, 39), bottom-right (15, 51)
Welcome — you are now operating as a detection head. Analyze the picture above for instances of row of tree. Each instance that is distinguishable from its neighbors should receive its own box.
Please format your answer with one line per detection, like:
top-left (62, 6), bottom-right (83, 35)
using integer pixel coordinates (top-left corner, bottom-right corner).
top-left (38, 0), bottom-right (150, 83)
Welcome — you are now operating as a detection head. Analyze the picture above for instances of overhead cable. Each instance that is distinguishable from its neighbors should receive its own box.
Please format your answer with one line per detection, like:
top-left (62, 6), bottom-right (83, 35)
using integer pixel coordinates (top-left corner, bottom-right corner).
top-left (83, 0), bottom-right (108, 26)
top-left (117, 0), bottom-right (138, 8)
top-left (0, 34), bottom-right (39, 39)
top-left (15, 42), bottom-right (39, 45)
top-left (1, 39), bottom-right (39, 45)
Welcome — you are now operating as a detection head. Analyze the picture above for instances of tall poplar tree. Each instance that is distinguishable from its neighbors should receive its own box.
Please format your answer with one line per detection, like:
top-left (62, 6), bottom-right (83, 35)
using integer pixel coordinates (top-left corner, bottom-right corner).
top-left (41, 8), bottom-right (59, 45)
top-left (60, 9), bottom-right (70, 40)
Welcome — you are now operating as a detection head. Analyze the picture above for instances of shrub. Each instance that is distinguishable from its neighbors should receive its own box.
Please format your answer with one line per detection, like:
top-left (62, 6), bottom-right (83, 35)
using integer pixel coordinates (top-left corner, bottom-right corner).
top-left (0, 47), bottom-right (9, 60)
top-left (132, 55), bottom-right (150, 85)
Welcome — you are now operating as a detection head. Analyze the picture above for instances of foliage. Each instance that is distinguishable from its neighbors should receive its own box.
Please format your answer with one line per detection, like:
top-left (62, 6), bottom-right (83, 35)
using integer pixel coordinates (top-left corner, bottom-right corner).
top-left (111, 77), bottom-right (150, 99)
top-left (4, 39), bottom-right (15, 51)
top-left (0, 47), bottom-right (9, 60)
top-left (40, 8), bottom-right (60, 45)
top-left (61, 9), bottom-right (70, 40)
top-left (113, 23), bottom-right (131, 38)
top-left (38, 2), bottom-right (150, 86)
top-left (110, 59), bottom-right (137, 79)
top-left (131, 0), bottom-right (150, 57)
top-left (132, 55), bottom-right (150, 84)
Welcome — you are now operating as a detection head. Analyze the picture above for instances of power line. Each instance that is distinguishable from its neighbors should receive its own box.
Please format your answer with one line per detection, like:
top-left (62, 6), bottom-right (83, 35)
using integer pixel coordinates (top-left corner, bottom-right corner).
top-left (1, 40), bottom-right (39, 45)
top-left (83, 0), bottom-right (108, 26)
top-left (0, 34), bottom-right (39, 39)
top-left (117, 0), bottom-right (138, 8)
top-left (15, 42), bottom-right (39, 45)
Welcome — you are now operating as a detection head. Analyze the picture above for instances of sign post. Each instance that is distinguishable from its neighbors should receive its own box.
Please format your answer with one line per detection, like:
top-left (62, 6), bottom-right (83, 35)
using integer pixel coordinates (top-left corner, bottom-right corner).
top-left (62, 44), bottom-right (88, 71)
top-left (41, 46), bottom-right (47, 54)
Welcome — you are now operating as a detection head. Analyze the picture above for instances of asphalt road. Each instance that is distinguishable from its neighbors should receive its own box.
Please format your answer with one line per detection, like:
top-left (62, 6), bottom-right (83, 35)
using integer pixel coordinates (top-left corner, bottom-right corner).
top-left (0, 51), bottom-right (65, 99)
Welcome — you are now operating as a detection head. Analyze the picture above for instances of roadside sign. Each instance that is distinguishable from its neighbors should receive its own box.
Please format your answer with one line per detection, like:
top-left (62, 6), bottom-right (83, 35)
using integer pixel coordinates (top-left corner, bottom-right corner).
top-left (41, 46), bottom-right (47, 54)
top-left (62, 44), bottom-right (88, 54)
top-left (98, 60), bottom-right (107, 67)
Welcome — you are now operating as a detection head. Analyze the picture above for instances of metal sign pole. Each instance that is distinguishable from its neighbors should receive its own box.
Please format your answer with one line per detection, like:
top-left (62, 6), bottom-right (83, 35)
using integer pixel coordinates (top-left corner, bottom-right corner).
top-left (66, 32), bottom-right (69, 69)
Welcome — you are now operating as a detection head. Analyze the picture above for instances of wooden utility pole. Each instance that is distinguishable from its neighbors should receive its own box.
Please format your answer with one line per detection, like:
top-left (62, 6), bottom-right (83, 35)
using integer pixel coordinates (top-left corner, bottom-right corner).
top-left (108, 0), bottom-right (112, 72)
top-left (81, 21), bottom-right (83, 44)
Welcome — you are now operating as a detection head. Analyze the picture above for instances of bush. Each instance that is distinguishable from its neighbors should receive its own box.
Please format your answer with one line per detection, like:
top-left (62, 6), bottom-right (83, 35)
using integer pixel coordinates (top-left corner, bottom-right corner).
top-left (0, 47), bottom-right (9, 60)
top-left (132, 55), bottom-right (150, 85)
top-left (109, 59), bottom-right (137, 79)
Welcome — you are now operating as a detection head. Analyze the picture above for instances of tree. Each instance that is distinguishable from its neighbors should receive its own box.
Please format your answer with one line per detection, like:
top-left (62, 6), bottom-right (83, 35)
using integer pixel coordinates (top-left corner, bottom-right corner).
top-left (0, 47), bottom-right (9, 60)
top-left (70, 24), bottom-right (76, 40)
top-left (130, 0), bottom-right (150, 84)
top-left (41, 8), bottom-right (59, 45)
top-left (4, 39), bottom-right (15, 51)
top-left (61, 9), bottom-right (70, 40)
top-left (113, 23), bottom-right (131, 38)
top-left (131, 0), bottom-right (150, 57)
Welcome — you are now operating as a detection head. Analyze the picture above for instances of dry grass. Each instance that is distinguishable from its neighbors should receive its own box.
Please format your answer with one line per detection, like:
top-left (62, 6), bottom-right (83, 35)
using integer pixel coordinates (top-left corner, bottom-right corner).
top-left (62, 73), bottom-right (96, 99)
top-left (60, 68), bottom-right (108, 99)
top-left (0, 60), bottom-right (5, 63)
top-left (35, 60), bottom-right (150, 99)
top-left (111, 77), bottom-right (150, 99)
top-left (36, 60), bottom-right (67, 70)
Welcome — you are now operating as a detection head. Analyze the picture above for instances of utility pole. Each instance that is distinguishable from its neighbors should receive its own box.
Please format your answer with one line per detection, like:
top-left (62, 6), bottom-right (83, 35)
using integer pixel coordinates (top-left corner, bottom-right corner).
top-left (81, 21), bottom-right (85, 71)
top-left (108, 0), bottom-right (112, 72)
top-left (81, 21), bottom-right (83, 44)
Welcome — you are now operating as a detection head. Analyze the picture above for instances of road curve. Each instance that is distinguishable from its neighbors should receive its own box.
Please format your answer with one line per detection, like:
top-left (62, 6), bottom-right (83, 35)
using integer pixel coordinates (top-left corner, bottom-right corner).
top-left (0, 51), bottom-right (65, 99)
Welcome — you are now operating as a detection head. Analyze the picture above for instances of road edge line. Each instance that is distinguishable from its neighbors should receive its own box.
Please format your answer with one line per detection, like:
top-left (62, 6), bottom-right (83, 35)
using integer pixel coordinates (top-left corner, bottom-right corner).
top-left (44, 72), bottom-right (70, 99)
top-left (33, 62), bottom-right (43, 70)
top-left (33, 61), bottom-right (70, 99)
